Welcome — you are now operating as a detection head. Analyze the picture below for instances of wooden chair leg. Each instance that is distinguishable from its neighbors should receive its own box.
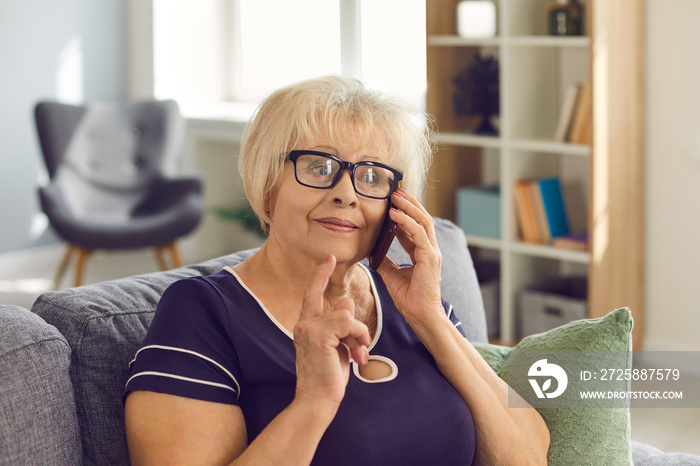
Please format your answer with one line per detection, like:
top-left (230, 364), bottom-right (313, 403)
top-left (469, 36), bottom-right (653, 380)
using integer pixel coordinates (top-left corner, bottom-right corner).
top-left (53, 245), bottom-right (75, 290)
top-left (167, 243), bottom-right (184, 268)
top-left (154, 246), bottom-right (168, 271)
top-left (73, 247), bottom-right (93, 288)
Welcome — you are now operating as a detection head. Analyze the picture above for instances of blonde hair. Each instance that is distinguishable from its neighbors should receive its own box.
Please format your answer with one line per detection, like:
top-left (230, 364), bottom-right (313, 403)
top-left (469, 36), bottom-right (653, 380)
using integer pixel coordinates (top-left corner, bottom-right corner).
top-left (238, 75), bottom-right (435, 234)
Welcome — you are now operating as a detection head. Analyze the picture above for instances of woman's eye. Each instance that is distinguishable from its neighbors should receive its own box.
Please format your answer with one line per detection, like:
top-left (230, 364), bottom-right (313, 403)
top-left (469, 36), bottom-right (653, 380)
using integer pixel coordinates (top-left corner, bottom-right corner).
top-left (312, 166), bottom-right (332, 176)
top-left (359, 169), bottom-right (382, 185)
top-left (308, 161), bottom-right (334, 176)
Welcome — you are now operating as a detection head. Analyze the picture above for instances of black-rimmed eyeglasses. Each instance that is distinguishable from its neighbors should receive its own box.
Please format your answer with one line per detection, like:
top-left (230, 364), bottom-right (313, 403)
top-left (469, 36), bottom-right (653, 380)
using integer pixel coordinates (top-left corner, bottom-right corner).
top-left (285, 150), bottom-right (403, 200)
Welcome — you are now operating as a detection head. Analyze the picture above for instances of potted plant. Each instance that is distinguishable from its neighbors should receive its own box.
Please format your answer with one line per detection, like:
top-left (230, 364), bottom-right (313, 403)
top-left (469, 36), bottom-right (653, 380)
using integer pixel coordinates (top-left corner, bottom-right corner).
top-left (452, 53), bottom-right (500, 135)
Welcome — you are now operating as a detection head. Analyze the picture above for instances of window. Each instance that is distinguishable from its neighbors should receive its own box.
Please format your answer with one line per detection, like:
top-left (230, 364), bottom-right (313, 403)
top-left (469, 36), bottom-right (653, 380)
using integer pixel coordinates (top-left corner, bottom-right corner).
top-left (359, 0), bottom-right (427, 108)
top-left (150, 0), bottom-right (426, 111)
top-left (232, 0), bottom-right (342, 102)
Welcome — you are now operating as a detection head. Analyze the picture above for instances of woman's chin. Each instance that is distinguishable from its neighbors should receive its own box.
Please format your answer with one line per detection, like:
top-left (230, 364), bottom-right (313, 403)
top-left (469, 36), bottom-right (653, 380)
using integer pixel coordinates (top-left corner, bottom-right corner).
top-left (325, 252), bottom-right (364, 266)
top-left (315, 245), bottom-right (369, 267)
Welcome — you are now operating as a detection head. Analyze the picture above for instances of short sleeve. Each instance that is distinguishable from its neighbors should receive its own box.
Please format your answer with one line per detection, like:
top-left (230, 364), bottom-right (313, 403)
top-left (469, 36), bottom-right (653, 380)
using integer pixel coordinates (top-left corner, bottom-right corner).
top-left (124, 276), bottom-right (242, 405)
top-left (443, 298), bottom-right (466, 337)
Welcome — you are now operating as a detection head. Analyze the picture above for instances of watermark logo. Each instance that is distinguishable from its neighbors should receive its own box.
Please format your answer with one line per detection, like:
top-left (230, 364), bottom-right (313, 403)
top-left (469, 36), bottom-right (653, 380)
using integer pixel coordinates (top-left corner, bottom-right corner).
top-left (528, 359), bottom-right (568, 399)
top-left (508, 351), bottom-right (696, 408)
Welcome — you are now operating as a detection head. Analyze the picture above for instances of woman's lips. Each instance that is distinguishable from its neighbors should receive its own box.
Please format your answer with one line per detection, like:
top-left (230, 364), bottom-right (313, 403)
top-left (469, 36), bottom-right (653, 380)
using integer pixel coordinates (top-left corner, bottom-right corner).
top-left (315, 217), bottom-right (359, 233)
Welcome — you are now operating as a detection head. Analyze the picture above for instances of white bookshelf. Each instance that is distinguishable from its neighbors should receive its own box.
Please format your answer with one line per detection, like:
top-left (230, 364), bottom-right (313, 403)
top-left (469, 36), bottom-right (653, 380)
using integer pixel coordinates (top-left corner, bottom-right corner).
top-left (426, 0), bottom-right (646, 347)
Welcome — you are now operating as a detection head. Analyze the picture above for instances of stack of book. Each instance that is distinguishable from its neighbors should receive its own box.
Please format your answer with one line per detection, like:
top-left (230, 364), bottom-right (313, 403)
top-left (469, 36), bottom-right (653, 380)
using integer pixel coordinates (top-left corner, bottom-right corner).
top-left (554, 74), bottom-right (592, 145)
top-left (513, 177), bottom-right (588, 251)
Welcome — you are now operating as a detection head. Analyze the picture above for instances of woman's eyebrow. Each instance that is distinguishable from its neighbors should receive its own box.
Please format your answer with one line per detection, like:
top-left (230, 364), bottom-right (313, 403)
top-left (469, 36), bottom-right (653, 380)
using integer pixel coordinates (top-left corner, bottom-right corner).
top-left (309, 144), bottom-right (334, 151)
top-left (308, 145), bottom-right (385, 162)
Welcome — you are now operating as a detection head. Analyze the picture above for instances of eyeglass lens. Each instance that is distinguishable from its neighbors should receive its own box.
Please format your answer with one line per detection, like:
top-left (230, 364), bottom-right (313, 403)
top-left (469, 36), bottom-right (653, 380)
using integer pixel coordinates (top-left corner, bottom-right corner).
top-left (294, 153), bottom-right (395, 198)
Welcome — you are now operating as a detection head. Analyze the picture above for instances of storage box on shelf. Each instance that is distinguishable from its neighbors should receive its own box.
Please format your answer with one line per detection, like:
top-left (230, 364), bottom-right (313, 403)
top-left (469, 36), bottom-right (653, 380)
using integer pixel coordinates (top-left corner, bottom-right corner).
top-left (517, 275), bottom-right (588, 339)
top-left (425, 0), bottom-right (645, 348)
top-left (457, 185), bottom-right (501, 239)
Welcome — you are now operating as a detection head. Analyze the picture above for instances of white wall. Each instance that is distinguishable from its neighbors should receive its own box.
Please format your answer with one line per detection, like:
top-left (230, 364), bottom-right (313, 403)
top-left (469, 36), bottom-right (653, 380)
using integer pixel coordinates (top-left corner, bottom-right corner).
top-left (0, 0), bottom-right (126, 254)
top-left (645, 0), bottom-right (700, 350)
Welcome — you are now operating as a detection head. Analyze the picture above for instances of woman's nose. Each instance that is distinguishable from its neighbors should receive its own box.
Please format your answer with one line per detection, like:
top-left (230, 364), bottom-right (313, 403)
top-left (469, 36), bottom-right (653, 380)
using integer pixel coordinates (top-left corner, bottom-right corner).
top-left (331, 170), bottom-right (359, 206)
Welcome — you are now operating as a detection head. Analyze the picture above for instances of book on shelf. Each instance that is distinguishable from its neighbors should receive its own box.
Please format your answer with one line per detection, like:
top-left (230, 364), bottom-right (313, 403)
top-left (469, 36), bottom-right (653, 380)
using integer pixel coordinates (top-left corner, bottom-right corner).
top-left (568, 74), bottom-right (592, 145)
top-left (529, 181), bottom-right (550, 243)
top-left (513, 177), bottom-right (571, 244)
top-left (554, 82), bottom-right (581, 142)
top-left (537, 177), bottom-right (570, 238)
top-left (552, 231), bottom-right (588, 251)
top-left (513, 179), bottom-right (540, 243)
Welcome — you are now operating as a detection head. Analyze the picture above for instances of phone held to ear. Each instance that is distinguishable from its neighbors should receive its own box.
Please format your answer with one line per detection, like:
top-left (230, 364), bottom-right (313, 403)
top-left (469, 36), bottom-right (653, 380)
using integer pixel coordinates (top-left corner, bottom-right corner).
top-left (368, 203), bottom-right (397, 271)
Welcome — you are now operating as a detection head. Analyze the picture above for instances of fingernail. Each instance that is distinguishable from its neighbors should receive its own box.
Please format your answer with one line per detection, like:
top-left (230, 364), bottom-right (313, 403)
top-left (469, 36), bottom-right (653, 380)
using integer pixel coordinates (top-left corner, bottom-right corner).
top-left (364, 346), bottom-right (370, 364)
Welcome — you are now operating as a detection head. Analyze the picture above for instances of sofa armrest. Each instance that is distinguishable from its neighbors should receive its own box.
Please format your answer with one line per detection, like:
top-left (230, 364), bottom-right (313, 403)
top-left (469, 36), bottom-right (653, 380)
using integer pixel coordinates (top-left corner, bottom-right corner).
top-left (632, 440), bottom-right (700, 465)
top-left (0, 305), bottom-right (82, 464)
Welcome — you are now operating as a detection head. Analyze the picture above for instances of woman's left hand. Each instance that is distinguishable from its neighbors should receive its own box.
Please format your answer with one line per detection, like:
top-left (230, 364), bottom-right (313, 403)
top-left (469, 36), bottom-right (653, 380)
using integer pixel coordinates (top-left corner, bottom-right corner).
top-left (375, 188), bottom-right (445, 327)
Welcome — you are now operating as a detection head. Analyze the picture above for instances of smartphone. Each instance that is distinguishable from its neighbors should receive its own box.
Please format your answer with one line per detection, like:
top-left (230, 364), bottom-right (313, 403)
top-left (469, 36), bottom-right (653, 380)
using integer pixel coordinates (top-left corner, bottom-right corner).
top-left (368, 202), bottom-right (397, 271)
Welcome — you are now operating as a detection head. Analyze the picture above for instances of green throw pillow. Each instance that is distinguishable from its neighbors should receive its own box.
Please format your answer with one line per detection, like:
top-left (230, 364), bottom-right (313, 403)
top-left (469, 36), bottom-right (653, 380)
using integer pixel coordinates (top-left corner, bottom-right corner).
top-left (473, 307), bottom-right (634, 466)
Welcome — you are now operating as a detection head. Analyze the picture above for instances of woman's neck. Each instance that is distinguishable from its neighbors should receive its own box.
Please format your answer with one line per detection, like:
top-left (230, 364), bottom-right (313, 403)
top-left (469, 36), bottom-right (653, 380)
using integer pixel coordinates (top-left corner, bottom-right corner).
top-left (233, 239), bottom-right (376, 337)
top-left (239, 239), bottom-right (364, 308)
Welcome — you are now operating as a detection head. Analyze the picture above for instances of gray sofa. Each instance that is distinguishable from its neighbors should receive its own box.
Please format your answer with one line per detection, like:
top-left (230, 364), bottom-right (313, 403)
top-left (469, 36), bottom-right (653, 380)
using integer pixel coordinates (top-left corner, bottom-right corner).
top-left (1, 218), bottom-right (698, 465)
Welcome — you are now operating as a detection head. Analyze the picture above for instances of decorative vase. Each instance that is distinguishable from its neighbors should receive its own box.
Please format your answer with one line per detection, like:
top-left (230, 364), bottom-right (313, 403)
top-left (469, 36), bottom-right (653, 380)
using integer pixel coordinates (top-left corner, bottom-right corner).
top-left (547, 0), bottom-right (584, 36)
top-left (476, 114), bottom-right (497, 135)
top-left (457, 1), bottom-right (497, 38)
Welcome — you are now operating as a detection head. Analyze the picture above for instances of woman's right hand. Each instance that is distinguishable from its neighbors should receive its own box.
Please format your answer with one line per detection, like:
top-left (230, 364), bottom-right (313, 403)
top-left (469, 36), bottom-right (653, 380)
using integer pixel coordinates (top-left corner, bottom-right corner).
top-left (293, 255), bottom-right (371, 410)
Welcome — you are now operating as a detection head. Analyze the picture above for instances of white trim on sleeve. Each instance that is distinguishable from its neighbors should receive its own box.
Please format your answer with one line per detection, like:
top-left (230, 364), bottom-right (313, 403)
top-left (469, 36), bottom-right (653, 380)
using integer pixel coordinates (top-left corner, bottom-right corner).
top-left (126, 371), bottom-right (238, 394)
top-left (129, 344), bottom-right (241, 398)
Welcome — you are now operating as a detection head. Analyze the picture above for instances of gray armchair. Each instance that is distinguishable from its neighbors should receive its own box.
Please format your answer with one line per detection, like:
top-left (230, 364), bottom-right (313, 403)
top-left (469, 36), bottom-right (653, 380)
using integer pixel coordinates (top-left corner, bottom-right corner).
top-left (34, 100), bottom-right (203, 288)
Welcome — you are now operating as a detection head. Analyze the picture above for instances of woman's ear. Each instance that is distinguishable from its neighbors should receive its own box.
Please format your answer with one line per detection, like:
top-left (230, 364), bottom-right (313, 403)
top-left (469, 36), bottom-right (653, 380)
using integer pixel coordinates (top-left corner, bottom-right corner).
top-left (264, 189), bottom-right (276, 220)
top-left (264, 194), bottom-right (272, 216)
top-left (260, 196), bottom-right (272, 235)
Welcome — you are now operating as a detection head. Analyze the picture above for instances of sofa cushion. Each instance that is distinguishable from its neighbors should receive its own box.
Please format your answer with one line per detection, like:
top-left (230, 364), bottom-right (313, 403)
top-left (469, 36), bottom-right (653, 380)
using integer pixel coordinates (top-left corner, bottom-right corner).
top-left (31, 217), bottom-right (485, 465)
top-left (0, 304), bottom-right (82, 465)
top-left (473, 307), bottom-right (634, 466)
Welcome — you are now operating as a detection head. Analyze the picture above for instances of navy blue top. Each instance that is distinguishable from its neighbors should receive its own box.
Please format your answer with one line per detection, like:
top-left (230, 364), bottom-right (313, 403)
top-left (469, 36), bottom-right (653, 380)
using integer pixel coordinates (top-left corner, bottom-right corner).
top-left (125, 265), bottom-right (475, 465)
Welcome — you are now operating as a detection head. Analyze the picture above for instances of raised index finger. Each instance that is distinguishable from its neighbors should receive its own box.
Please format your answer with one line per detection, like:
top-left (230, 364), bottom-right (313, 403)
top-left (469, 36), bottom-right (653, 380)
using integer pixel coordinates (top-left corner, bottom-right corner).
top-left (300, 255), bottom-right (336, 320)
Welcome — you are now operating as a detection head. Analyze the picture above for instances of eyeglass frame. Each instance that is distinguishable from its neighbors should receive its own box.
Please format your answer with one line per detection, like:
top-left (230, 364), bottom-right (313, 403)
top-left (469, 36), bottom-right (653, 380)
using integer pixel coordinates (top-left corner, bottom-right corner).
top-left (285, 150), bottom-right (403, 200)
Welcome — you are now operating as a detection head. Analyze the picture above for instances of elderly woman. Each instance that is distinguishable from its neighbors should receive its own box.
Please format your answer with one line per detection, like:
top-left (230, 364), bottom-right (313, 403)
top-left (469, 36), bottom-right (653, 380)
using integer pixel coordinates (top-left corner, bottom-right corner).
top-left (124, 76), bottom-right (549, 465)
